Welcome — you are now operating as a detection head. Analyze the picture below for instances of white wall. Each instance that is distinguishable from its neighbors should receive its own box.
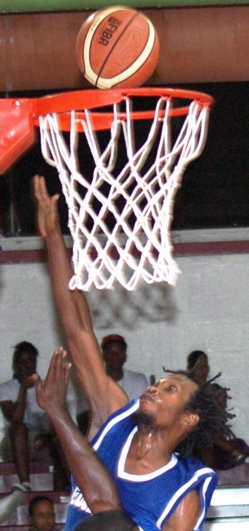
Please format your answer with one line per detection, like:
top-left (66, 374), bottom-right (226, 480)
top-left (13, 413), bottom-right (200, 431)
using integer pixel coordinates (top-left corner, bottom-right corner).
top-left (1, 234), bottom-right (249, 442)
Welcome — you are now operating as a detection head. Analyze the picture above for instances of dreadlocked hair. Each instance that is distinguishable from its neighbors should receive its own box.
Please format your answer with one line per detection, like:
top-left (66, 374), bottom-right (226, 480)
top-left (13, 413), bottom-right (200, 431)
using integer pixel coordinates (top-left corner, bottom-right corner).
top-left (163, 368), bottom-right (235, 460)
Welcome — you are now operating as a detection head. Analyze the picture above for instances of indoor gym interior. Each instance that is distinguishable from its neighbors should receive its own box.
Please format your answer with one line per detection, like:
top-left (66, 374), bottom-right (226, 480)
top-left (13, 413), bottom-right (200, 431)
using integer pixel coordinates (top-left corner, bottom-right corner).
top-left (1, 0), bottom-right (249, 529)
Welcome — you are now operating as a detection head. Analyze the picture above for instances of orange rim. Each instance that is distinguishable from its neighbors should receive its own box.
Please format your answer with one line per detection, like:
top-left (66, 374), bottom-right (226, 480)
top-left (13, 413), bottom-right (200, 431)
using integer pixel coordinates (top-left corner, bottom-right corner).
top-left (34, 87), bottom-right (214, 131)
top-left (0, 87), bottom-right (214, 174)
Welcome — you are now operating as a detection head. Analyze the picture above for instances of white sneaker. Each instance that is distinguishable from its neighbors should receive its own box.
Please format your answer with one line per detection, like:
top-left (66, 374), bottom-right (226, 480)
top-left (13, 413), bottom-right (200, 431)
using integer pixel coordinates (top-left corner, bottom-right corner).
top-left (12, 481), bottom-right (31, 492)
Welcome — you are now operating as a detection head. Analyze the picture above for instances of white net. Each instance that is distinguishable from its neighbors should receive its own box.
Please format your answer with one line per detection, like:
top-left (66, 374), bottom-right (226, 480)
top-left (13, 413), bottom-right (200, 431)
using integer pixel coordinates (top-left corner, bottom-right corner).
top-left (39, 90), bottom-right (211, 291)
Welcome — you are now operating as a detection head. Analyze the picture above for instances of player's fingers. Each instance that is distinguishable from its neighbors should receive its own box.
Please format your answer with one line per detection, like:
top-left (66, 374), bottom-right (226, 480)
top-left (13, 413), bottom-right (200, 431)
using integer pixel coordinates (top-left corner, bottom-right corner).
top-left (63, 362), bottom-right (72, 386)
top-left (33, 373), bottom-right (42, 389)
top-left (38, 176), bottom-right (47, 197)
top-left (53, 346), bottom-right (67, 380)
top-left (39, 175), bottom-right (60, 204)
top-left (46, 347), bottom-right (62, 381)
top-left (50, 194), bottom-right (60, 212)
top-left (33, 175), bottom-right (58, 205)
top-left (33, 175), bottom-right (49, 204)
top-left (53, 345), bottom-right (71, 382)
top-left (33, 175), bottom-right (43, 199)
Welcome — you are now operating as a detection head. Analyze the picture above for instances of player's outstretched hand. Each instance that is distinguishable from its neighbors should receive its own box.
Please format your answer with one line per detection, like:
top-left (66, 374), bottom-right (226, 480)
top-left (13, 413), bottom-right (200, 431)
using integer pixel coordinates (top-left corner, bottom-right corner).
top-left (34, 346), bottom-right (71, 416)
top-left (33, 175), bottom-right (60, 239)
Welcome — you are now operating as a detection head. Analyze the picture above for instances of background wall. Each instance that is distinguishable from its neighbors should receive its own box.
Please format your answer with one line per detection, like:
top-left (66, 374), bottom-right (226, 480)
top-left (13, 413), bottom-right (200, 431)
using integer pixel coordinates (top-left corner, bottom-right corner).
top-left (0, 236), bottom-right (249, 442)
top-left (1, 6), bottom-right (249, 92)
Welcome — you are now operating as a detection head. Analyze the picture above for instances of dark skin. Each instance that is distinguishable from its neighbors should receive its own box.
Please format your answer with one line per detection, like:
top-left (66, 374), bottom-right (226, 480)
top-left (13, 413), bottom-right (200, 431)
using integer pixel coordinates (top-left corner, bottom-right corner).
top-left (102, 342), bottom-right (127, 382)
top-left (188, 353), bottom-right (209, 384)
top-left (29, 498), bottom-right (55, 531)
top-left (34, 175), bottom-right (202, 530)
top-left (35, 350), bottom-right (200, 530)
top-left (77, 341), bottom-right (127, 432)
top-left (34, 348), bottom-right (123, 515)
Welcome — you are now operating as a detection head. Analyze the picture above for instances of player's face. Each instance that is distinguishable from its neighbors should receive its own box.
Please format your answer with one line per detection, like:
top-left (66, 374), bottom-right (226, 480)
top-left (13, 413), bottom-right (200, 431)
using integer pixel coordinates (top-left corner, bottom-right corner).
top-left (29, 499), bottom-right (55, 531)
top-left (139, 374), bottom-right (199, 429)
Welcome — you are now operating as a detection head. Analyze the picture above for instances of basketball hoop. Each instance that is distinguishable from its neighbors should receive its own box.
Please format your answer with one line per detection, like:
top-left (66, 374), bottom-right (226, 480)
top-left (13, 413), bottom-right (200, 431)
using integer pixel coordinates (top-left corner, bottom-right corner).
top-left (0, 87), bottom-right (214, 290)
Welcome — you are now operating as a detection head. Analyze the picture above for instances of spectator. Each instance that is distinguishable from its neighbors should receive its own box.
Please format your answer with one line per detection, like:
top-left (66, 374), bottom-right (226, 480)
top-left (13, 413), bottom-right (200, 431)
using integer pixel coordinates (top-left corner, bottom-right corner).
top-left (186, 350), bottom-right (210, 384)
top-left (0, 341), bottom-right (70, 491)
top-left (29, 495), bottom-right (56, 531)
top-left (101, 334), bottom-right (148, 401)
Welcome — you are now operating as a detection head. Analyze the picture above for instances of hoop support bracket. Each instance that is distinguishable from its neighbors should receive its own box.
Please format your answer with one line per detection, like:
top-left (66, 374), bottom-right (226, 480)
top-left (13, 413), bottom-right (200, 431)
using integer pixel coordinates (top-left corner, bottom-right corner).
top-left (0, 98), bottom-right (36, 175)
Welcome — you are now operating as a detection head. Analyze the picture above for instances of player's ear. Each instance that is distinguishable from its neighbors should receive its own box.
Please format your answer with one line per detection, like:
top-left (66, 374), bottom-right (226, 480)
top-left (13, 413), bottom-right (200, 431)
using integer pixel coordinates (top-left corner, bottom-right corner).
top-left (182, 411), bottom-right (200, 430)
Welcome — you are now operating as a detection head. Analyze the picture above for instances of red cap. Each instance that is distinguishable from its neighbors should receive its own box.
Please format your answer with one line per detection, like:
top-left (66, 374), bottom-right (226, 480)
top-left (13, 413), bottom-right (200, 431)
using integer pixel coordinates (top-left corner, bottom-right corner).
top-left (101, 334), bottom-right (126, 346)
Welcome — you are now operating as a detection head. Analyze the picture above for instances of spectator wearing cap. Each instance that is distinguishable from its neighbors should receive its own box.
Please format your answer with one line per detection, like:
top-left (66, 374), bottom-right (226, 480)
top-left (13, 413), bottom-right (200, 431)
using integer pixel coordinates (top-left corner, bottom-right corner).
top-left (101, 334), bottom-right (148, 401)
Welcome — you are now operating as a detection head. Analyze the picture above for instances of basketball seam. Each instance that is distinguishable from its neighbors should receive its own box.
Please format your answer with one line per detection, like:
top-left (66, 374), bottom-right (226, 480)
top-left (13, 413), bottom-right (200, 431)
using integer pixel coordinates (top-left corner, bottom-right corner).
top-left (96, 13), bottom-right (141, 87)
top-left (96, 26), bottom-right (157, 88)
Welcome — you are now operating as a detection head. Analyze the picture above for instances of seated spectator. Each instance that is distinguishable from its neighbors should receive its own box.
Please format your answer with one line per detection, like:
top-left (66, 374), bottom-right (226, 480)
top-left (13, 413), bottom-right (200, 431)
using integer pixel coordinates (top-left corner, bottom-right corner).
top-left (0, 341), bottom-right (70, 491)
top-left (186, 350), bottom-right (249, 469)
top-left (29, 495), bottom-right (56, 531)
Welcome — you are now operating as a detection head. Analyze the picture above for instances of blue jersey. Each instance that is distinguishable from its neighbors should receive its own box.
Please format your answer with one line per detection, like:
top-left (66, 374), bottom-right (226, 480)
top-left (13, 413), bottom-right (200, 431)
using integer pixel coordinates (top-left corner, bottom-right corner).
top-left (65, 400), bottom-right (217, 530)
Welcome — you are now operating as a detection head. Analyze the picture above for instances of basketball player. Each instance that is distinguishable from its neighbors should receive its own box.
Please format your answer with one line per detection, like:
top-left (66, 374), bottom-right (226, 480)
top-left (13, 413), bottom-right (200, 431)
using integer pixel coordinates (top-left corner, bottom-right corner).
top-left (34, 176), bottom-right (231, 530)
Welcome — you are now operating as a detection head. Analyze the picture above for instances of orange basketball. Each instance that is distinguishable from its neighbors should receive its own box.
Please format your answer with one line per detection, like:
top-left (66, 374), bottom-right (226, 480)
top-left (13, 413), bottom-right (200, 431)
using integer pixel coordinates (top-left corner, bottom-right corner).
top-left (76, 6), bottom-right (160, 89)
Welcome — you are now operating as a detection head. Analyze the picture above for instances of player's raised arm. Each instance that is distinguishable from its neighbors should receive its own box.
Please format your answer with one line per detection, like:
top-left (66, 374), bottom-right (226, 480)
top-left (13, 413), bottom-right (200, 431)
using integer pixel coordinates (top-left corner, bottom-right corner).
top-left (34, 176), bottom-right (128, 434)
top-left (34, 348), bottom-right (123, 514)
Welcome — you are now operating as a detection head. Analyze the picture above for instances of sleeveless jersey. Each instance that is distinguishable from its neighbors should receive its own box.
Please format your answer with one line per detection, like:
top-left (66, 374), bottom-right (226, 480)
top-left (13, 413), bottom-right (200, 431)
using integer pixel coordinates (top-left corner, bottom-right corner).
top-left (65, 400), bottom-right (217, 530)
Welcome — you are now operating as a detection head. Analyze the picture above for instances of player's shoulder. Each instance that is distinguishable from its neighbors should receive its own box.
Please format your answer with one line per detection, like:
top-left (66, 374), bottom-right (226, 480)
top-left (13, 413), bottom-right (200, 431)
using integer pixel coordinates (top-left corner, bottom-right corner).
top-left (178, 455), bottom-right (217, 479)
top-left (91, 399), bottom-right (139, 445)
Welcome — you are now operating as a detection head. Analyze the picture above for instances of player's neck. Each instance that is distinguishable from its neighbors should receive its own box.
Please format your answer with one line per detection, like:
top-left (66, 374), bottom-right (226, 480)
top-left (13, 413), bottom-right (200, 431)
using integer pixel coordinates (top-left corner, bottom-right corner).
top-left (126, 430), bottom-right (173, 473)
top-left (133, 431), bottom-right (155, 460)
top-left (135, 428), bottom-right (174, 460)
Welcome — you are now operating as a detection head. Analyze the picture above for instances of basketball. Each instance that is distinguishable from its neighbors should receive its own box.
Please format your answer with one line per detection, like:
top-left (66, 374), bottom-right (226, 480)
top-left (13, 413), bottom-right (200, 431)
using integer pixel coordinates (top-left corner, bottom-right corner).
top-left (76, 6), bottom-right (160, 89)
